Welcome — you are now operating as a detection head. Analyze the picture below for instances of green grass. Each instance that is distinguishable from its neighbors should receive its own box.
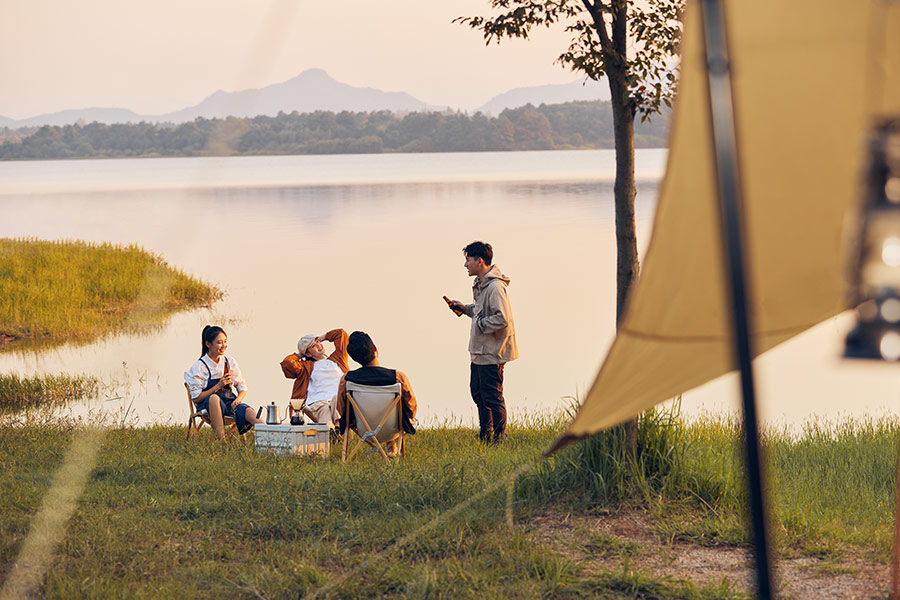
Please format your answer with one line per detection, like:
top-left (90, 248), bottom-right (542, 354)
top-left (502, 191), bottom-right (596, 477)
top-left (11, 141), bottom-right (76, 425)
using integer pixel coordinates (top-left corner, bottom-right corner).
top-left (768, 417), bottom-right (899, 552)
top-left (0, 238), bottom-right (221, 345)
top-left (518, 403), bottom-right (688, 508)
top-left (0, 412), bottom-right (896, 599)
top-left (521, 407), bottom-right (898, 553)
top-left (560, 564), bottom-right (751, 599)
top-left (0, 425), bottom-right (568, 599)
top-left (658, 416), bottom-right (899, 554)
top-left (0, 373), bottom-right (99, 413)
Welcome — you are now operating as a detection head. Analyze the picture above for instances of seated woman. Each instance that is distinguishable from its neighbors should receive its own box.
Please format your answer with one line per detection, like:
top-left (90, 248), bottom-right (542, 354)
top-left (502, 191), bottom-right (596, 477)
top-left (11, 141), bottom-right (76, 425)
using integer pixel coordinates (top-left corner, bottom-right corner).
top-left (185, 325), bottom-right (264, 439)
top-left (280, 328), bottom-right (349, 428)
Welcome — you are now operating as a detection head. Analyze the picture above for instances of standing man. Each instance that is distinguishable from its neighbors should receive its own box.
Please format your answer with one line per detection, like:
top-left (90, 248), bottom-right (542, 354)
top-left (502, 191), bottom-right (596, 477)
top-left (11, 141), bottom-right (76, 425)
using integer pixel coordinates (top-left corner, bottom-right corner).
top-left (447, 241), bottom-right (518, 443)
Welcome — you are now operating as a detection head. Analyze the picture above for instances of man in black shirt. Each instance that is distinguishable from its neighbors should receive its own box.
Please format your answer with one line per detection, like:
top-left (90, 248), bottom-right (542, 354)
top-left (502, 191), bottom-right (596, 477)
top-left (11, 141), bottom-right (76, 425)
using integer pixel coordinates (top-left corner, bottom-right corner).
top-left (336, 330), bottom-right (418, 435)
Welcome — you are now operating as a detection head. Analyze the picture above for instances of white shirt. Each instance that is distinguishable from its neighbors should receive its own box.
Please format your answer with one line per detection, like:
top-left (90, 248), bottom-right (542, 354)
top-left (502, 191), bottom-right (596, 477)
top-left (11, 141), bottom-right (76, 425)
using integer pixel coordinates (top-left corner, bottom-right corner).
top-left (184, 354), bottom-right (247, 400)
top-left (306, 359), bottom-right (342, 405)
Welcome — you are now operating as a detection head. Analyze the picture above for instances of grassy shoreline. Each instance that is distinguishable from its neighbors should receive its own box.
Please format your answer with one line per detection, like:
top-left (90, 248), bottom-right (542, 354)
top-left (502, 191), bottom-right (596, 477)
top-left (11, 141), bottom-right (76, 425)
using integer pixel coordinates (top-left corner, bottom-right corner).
top-left (0, 373), bottom-right (99, 413)
top-left (0, 238), bottom-right (221, 348)
top-left (0, 413), bottom-right (894, 598)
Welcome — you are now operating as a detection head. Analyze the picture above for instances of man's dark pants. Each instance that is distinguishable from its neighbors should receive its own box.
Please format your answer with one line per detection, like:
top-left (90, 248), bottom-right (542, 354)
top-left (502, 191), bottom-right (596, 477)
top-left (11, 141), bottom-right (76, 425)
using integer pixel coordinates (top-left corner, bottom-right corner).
top-left (470, 363), bottom-right (506, 442)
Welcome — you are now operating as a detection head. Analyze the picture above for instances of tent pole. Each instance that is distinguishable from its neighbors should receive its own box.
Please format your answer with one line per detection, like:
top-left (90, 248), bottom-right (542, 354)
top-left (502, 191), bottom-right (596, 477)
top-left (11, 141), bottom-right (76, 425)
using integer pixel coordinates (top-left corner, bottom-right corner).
top-left (698, 1), bottom-right (774, 598)
top-left (893, 437), bottom-right (900, 600)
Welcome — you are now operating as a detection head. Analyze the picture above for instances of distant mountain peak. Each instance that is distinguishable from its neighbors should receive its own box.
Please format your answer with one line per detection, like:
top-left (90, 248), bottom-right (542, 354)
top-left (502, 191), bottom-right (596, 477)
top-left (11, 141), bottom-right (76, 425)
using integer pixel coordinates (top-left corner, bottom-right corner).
top-left (296, 67), bottom-right (329, 78)
top-left (2, 70), bottom-right (616, 129)
top-left (158, 69), bottom-right (439, 122)
top-left (476, 79), bottom-right (610, 115)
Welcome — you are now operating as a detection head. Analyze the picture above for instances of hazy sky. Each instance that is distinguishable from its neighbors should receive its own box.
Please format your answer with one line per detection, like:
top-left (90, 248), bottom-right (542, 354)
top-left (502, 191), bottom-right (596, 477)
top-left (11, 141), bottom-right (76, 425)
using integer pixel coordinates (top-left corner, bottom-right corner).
top-left (1, 0), bottom-right (582, 120)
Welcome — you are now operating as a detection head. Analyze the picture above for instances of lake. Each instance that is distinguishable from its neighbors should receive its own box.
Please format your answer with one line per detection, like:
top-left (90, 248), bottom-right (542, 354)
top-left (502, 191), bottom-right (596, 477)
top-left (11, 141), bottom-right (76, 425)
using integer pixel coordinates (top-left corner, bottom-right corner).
top-left (0, 149), bottom-right (897, 429)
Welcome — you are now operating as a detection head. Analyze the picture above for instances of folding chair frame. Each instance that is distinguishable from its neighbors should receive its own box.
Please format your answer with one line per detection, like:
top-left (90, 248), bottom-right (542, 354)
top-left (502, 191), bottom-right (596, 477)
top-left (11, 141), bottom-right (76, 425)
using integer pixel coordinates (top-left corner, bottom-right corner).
top-left (341, 385), bottom-right (404, 463)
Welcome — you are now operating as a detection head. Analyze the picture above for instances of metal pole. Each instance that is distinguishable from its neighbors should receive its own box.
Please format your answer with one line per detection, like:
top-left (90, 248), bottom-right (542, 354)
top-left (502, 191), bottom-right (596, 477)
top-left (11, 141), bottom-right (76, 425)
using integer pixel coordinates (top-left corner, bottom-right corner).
top-left (698, 1), bottom-right (774, 598)
top-left (892, 438), bottom-right (900, 600)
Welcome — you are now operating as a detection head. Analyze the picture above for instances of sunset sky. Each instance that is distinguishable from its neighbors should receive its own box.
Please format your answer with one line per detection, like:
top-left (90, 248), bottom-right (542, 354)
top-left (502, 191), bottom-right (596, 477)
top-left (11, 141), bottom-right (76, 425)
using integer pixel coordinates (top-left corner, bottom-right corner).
top-left (1, 0), bottom-right (580, 120)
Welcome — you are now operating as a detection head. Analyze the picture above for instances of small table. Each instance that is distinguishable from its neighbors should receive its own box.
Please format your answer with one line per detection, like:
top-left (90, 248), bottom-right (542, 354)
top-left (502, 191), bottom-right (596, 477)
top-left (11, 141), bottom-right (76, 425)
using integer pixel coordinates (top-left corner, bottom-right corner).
top-left (254, 423), bottom-right (331, 457)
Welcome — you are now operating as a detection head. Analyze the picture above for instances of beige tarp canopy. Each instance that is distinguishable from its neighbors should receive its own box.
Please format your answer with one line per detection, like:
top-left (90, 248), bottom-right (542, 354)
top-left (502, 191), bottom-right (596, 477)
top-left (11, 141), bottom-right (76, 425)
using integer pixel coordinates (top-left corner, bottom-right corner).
top-left (554, 0), bottom-right (900, 448)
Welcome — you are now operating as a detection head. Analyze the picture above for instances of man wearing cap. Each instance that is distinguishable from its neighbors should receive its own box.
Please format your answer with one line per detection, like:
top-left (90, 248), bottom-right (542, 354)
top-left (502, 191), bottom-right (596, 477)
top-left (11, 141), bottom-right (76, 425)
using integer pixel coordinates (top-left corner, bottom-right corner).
top-left (446, 241), bottom-right (519, 444)
top-left (280, 328), bottom-right (349, 427)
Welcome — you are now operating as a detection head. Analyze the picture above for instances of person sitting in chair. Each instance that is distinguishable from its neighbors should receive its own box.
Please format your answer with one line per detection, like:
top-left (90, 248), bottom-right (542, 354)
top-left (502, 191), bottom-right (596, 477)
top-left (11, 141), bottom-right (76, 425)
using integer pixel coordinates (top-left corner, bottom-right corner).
top-left (185, 325), bottom-right (265, 440)
top-left (280, 328), bottom-right (349, 428)
top-left (336, 330), bottom-right (418, 437)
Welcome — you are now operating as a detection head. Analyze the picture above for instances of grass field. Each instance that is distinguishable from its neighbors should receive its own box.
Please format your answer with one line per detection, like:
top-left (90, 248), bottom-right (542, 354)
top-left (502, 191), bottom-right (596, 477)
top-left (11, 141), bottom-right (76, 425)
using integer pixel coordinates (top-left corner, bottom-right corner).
top-left (0, 411), bottom-right (894, 599)
top-left (0, 238), bottom-right (893, 597)
top-left (0, 238), bottom-right (221, 346)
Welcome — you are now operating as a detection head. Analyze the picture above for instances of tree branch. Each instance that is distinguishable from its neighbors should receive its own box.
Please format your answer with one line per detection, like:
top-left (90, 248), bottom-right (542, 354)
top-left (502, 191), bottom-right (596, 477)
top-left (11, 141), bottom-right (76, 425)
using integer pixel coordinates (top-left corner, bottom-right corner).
top-left (580, 0), bottom-right (611, 53)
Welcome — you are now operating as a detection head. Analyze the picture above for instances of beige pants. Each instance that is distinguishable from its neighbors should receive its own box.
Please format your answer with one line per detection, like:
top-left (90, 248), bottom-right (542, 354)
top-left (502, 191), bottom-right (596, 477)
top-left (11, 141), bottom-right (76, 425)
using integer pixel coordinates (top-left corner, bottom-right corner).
top-left (302, 398), bottom-right (339, 428)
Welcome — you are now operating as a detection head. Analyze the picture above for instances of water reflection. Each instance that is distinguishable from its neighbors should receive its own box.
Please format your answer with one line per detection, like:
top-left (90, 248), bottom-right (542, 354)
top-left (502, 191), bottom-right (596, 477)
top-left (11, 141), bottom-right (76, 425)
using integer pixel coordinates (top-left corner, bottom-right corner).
top-left (3, 150), bottom-right (894, 430)
top-left (0, 152), bottom-right (658, 428)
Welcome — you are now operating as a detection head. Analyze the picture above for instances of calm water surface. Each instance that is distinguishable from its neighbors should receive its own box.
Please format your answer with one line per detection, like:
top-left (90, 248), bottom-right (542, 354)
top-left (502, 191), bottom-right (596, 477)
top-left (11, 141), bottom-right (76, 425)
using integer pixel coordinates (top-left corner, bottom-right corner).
top-left (0, 149), bottom-right (897, 428)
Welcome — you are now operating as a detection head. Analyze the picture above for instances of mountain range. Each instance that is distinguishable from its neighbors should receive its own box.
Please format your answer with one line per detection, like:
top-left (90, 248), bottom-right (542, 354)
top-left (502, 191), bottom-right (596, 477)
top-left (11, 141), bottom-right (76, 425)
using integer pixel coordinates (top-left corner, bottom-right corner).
top-left (0, 69), bottom-right (611, 129)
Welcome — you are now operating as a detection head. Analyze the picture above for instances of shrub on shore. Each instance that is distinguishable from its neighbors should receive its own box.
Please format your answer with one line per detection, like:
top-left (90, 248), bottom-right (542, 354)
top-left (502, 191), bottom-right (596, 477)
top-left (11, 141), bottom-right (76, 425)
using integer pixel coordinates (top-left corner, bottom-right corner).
top-left (0, 373), bottom-right (98, 413)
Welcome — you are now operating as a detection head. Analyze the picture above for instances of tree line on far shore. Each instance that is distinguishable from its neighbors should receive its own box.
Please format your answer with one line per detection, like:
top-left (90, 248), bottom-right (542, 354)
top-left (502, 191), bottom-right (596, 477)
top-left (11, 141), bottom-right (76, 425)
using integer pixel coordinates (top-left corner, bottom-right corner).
top-left (0, 100), bottom-right (668, 161)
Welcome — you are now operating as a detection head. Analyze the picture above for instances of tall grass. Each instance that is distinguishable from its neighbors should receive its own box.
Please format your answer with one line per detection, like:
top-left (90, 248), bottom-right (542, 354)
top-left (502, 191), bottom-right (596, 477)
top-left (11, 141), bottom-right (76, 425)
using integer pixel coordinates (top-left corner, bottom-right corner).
top-left (0, 238), bottom-right (221, 344)
top-left (519, 403), bottom-right (687, 506)
top-left (523, 407), bottom-right (898, 552)
top-left (0, 373), bottom-right (99, 413)
top-left (767, 417), bottom-right (899, 550)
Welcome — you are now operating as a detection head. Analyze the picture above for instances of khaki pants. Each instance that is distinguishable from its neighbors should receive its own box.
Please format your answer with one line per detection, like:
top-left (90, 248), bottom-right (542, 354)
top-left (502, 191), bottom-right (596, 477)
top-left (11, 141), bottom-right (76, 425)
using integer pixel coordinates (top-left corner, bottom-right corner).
top-left (302, 397), bottom-right (339, 428)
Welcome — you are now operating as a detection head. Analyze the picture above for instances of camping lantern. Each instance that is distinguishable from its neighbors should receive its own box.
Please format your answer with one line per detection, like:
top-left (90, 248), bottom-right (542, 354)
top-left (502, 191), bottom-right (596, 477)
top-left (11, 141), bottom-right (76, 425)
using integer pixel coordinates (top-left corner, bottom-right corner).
top-left (844, 119), bottom-right (900, 360)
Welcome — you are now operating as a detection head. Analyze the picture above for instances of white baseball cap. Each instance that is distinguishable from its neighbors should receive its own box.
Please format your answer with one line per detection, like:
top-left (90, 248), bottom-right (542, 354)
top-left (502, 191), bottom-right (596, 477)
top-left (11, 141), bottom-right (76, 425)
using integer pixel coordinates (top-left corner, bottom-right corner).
top-left (297, 334), bottom-right (317, 356)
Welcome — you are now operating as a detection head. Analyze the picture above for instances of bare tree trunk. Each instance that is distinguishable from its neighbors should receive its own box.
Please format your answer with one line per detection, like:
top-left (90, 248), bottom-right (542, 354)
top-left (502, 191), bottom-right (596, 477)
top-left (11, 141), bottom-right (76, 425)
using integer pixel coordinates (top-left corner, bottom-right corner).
top-left (606, 0), bottom-right (641, 457)
top-left (585, 0), bottom-right (640, 456)
top-left (612, 99), bottom-right (640, 458)
top-left (611, 103), bottom-right (638, 327)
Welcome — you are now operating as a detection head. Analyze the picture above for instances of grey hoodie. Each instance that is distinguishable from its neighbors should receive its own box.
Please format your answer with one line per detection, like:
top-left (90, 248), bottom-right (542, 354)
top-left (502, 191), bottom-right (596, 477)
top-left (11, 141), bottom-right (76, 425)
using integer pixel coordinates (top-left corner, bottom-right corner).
top-left (464, 264), bottom-right (519, 365)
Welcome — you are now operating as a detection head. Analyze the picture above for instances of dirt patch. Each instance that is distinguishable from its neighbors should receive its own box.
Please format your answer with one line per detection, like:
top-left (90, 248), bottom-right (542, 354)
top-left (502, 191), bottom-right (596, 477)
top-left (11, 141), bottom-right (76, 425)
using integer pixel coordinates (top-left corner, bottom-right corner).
top-left (528, 507), bottom-right (889, 599)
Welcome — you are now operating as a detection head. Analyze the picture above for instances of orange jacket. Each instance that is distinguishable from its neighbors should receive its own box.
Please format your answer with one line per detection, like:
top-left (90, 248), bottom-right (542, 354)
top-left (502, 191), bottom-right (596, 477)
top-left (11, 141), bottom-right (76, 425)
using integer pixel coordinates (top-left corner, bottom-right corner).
top-left (280, 328), bottom-right (349, 407)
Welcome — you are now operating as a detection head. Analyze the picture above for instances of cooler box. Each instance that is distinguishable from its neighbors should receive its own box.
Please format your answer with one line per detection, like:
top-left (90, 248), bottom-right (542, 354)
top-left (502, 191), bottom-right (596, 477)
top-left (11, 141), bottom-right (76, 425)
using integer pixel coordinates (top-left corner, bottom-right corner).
top-left (254, 423), bottom-right (331, 457)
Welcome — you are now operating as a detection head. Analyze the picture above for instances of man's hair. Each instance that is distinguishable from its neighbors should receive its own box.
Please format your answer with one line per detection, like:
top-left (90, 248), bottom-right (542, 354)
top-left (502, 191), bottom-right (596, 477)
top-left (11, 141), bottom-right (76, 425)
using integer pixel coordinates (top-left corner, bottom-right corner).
top-left (463, 241), bottom-right (493, 266)
top-left (348, 330), bottom-right (377, 365)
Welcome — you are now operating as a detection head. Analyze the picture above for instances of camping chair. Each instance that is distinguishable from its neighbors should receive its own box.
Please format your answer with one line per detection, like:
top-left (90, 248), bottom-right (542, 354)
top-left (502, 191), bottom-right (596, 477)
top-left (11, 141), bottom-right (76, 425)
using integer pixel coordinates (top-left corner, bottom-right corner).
top-left (341, 382), bottom-right (405, 463)
top-left (184, 382), bottom-right (242, 440)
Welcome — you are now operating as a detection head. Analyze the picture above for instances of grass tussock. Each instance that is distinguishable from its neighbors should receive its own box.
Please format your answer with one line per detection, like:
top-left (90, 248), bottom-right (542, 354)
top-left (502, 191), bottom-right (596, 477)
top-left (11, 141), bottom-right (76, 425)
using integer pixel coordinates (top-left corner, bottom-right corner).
top-left (520, 403), bottom-right (689, 507)
top-left (0, 411), bottom-right (896, 598)
top-left (0, 373), bottom-right (98, 413)
top-left (0, 238), bottom-right (221, 344)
